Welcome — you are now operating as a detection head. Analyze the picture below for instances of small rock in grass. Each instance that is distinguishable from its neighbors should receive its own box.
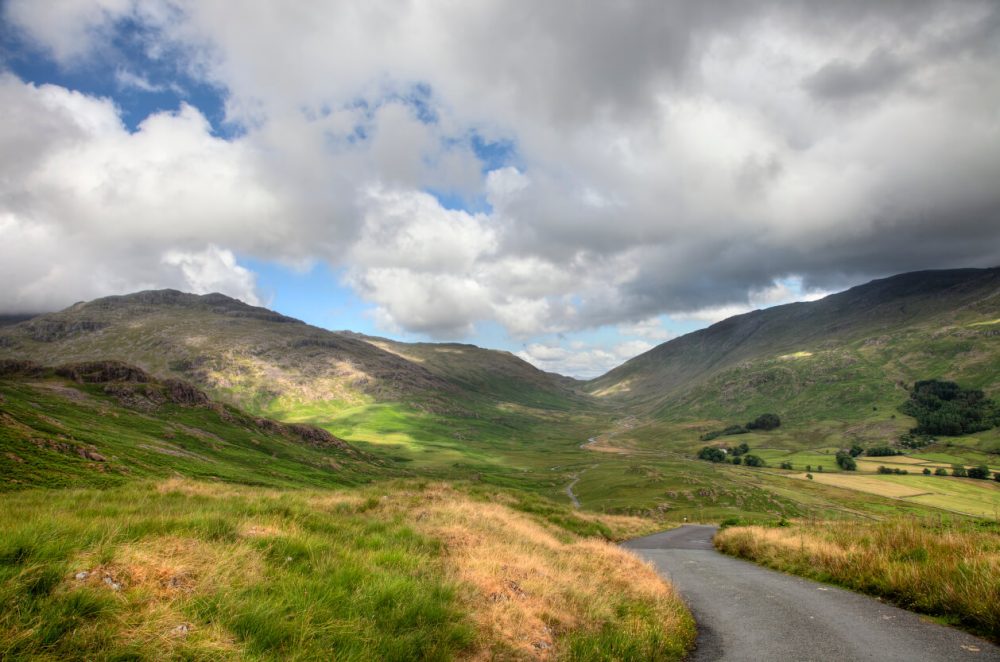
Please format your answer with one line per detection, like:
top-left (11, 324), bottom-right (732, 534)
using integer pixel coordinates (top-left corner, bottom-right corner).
top-left (74, 571), bottom-right (89, 580)
top-left (103, 576), bottom-right (121, 591)
top-left (172, 623), bottom-right (191, 637)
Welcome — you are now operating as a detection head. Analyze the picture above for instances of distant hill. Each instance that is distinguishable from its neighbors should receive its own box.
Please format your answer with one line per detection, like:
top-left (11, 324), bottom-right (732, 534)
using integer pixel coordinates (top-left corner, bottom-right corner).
top-left (0, 290), bottom-right (583, 415)
top-left (585, 268), bottom-right (1000, 426)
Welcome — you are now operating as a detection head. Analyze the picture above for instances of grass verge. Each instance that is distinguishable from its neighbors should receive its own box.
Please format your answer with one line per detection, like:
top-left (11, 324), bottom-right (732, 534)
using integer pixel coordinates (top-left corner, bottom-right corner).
top-left (715, 518), bottom-right (1000, 641)
top-left (0, 479), bottom-right (694, 661)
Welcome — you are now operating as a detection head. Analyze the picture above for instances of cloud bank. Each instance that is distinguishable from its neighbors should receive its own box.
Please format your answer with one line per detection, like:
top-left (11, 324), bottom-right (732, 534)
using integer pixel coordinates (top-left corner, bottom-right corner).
top-left (2, 0), bottom-right (999, 349)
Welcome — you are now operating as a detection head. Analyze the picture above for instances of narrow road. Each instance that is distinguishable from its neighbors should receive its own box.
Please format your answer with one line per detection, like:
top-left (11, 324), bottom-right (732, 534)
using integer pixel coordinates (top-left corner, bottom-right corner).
top-left (624, 526), bottom-right (999, 661)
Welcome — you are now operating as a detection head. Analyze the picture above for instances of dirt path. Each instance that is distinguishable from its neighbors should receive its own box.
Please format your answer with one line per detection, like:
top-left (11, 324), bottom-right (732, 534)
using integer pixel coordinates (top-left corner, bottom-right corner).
top-left (565, 475), bottom-right (582, 508)
top-left (625, 526), bottom-right (999, 661)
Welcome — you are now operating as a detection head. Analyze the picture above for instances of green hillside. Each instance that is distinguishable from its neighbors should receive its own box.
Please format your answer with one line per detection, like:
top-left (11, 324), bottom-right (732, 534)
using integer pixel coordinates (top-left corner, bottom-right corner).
top-left (0, 360), bottom-right (380, 491)
top-left (587, 268), bottom-right (1000, 430)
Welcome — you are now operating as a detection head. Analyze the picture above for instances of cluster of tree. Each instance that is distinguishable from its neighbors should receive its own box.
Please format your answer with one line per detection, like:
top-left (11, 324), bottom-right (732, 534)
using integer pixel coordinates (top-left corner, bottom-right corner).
top-left (899, 379), bottom-right (1000, 436)
top-left (835, 450), bottom-right (857, 471)
top-left (951, 464), bottom-right (996, 480)
top-left (912, 465), bottom-right (999, 480)
top-left (696, 443), bottom-right (764, 467)
top-left (700, 425), bottom-right (749, 441)
top-left (697, 446), bottom-right (728, 462)
top-left (866, 446), bottom-right (903, 457)
top-left (746, 413), bottom-right (781, 431)
top-left (877, 466), bottom-right (908, 475)
top-left (700, 414), bottom-right (781, 441)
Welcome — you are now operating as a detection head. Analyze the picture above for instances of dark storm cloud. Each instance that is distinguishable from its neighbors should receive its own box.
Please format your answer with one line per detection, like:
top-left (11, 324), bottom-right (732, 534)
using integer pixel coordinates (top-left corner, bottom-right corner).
top-left (803, 49), bottom-right (910, 101)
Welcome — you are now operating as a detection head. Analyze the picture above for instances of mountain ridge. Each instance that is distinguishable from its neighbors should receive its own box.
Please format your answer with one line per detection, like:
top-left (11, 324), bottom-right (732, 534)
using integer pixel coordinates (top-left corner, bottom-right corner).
top-left (0, 288), bottom-right (584, 415)
top-left (585, 267), bottom-right (1000, 416)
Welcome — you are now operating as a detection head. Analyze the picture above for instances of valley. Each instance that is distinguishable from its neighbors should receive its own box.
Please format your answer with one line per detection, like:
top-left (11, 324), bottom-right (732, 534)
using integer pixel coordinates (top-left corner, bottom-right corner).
top-left (2, 267), bottom-right (999, 657)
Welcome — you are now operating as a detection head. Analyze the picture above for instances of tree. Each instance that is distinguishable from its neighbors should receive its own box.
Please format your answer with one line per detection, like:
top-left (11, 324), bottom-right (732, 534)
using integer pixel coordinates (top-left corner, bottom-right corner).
top-left (731, 455), bottom-right (742, 465)
top-left (934, 467), bottom-right (949, 476)
top-left (849, 444), bottom-right (864, 457)
top-left (742, 454), bottom-right (765, 467)
top-left (922, 467), bottom-right (931, 475)
top-left (951, 465), bottom-right (968, 478)
top-left (732, 442), bottom-right (750, 457)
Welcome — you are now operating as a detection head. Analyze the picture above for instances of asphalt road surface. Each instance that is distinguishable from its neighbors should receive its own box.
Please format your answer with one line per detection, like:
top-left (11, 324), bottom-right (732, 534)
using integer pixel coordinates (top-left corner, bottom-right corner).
top-left (624, 525), bottom-right (999, 661)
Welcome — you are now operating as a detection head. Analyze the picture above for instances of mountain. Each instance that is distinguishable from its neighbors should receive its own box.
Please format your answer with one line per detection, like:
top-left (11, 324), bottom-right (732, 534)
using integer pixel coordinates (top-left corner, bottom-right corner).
top-left (0, 290), bottom-right (583, 416)
top-left (586, 267), bottom-right (1000, 427)
top-left (0, 359), bottom-right (379, 491)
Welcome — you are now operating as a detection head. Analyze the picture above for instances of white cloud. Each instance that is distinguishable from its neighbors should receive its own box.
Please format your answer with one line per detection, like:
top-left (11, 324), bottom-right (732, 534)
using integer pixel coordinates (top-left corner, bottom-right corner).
top-left (618, 317), bottom-right (675, 341)
top-left (161, 245), bottom-right (259, 304)
top-left (0, 75), bottom-right (279, 310)
top-left (115, 67), bottom-right (167, 92)
top-left (2, 0), bottom-right (999, 344)
top-left (517, 338), bottom-right (653, 379)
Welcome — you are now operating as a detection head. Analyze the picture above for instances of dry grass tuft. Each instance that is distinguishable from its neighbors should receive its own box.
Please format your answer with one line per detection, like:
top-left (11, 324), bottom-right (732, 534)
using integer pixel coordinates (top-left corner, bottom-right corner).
top-left (395, 485), bottom-right (693, 659)
top-left (68, 534), bottom-right (259, 656)
top-left (716, 518), bottom-right (1000, 639)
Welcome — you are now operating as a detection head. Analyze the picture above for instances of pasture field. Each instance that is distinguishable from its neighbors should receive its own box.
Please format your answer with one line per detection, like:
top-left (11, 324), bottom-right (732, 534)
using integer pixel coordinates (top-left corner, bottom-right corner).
top-left (792, 472), bottom-right (1000, 518)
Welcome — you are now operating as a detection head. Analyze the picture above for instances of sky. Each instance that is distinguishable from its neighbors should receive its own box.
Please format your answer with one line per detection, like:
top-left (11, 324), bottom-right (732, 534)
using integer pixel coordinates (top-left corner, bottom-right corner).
top-left (1, 1), bottom-right (998, 378)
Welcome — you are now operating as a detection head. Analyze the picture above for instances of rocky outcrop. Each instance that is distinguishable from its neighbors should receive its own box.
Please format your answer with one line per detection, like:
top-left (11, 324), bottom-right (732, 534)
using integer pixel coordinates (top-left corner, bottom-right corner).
top-left (0, 359), bottom-right (45, 377)
top-left (162, 379), bottom-right (210, 406)
top-left (55, 361), bottom-right (151, 384)
top-left (24, 319), bottom-right (107, 342)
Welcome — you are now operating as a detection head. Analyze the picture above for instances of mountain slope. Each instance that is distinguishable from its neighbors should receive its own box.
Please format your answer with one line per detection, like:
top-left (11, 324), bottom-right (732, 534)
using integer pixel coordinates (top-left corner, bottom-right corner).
top-left (355, 334), bottom-right (588, 410)
top-left (0, 290), bottom-right (582, 415)
top-left (0, 359), bottom-right (379, 491)
top-left (587, 268), bottom-right (1000, 425)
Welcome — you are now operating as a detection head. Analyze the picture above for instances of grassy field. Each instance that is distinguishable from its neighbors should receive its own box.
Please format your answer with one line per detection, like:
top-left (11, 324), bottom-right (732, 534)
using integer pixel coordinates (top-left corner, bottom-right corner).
top-left (0, 479), bottom-right (694, 661)
top-left (715, 518), bottom-right (1000, 640)
top-left (783, 468), bottom-right (1000, 518)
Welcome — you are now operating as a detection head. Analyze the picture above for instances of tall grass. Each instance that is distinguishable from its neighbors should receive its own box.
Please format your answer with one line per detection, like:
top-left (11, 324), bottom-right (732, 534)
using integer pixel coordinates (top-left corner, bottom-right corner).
top-left (715, 518), bottom-right (1000, 640)
top-left (0, 479), bottom-right (694, 660)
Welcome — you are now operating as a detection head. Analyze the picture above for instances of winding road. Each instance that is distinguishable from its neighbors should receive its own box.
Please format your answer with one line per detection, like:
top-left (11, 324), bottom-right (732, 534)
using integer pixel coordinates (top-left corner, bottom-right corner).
top-left (625, 526), bottom-right (999, 661)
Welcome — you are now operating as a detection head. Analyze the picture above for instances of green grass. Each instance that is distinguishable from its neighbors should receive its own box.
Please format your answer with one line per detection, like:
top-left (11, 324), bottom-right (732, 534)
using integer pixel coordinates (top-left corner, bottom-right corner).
top-left (0, 479), bottom-right (694, 661)
top-left (879, 475), bottom-right (1000, 518)
top-left (0, 375), bottom-right (381, 491)
top-left (0, 481), bottom-right (473, 661)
